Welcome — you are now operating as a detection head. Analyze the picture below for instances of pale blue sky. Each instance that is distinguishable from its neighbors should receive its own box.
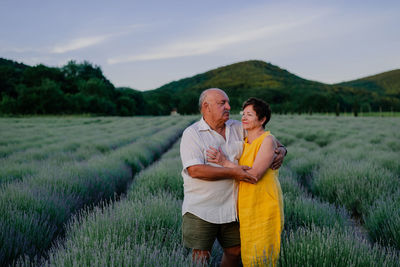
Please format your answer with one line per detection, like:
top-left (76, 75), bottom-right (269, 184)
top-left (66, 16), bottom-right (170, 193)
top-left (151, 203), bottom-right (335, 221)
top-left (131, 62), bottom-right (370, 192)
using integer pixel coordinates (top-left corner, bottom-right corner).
top-left (1, 0), bottom-right (399, 91)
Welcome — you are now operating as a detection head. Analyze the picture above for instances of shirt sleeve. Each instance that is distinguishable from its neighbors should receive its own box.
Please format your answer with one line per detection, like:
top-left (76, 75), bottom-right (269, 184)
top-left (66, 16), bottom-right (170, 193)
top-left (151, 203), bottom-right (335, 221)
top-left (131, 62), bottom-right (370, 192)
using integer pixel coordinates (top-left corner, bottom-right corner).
top-left (180, 127), bottom-right (205, 170)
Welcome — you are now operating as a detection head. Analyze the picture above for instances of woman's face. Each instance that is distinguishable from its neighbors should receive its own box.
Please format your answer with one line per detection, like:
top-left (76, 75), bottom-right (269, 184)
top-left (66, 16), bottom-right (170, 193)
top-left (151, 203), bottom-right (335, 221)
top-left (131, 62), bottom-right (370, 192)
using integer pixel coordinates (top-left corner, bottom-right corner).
top-left (241, 105), bottom-right (265, 131)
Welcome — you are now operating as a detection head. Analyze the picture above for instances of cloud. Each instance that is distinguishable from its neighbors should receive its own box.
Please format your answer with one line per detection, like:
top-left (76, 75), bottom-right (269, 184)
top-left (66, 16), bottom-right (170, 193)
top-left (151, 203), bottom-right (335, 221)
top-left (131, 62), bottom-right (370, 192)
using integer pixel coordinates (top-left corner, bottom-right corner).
top-left (1, 35), bottom-right (110, 55)
top-left (108, 23), bottom-right (306, 64)
top-left (107, 7), bottom-right (323, 65)
top-left (50, 34), bottom-right (111, 54)
top-left (50, 24), bottom-right (143, 54)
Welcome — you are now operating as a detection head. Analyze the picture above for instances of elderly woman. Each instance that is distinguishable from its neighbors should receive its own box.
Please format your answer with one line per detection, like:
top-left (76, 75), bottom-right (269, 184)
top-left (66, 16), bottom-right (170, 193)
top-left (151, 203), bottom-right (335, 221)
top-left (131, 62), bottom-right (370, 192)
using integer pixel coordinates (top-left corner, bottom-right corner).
top-left (207, 97), bottom-right (284, 266)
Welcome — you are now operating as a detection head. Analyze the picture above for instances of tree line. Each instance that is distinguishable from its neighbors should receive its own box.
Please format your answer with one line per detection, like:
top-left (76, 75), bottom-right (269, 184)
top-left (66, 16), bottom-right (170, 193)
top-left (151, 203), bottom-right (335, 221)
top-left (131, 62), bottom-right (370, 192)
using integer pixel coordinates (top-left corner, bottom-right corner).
top-left (0, 59), bottom-right (145, 115)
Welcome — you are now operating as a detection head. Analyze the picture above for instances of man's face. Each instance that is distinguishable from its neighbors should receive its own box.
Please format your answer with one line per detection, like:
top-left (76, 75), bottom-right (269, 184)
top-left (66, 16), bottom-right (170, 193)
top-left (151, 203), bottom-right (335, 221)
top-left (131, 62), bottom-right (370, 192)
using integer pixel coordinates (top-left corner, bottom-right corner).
top-left (206, 91), bottom-right (231, 123)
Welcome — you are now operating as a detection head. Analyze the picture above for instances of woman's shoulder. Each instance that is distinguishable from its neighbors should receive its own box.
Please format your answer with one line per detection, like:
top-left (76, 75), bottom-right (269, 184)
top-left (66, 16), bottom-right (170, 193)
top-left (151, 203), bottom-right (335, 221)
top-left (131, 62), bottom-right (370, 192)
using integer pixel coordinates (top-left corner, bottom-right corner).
top-left (249, 131), bottom-right (270, 145)
top-left (260, 132), bottom-right (276, 148)
top-left (259, 131), bottom-right (271, 141)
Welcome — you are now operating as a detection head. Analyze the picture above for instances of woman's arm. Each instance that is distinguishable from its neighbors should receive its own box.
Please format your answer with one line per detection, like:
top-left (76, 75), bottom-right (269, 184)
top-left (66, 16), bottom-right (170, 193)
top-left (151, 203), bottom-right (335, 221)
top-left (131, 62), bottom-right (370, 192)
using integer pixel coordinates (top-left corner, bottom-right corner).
top-left (207, 137), bottom-right (275, 183)
top-left (246, 135), bottom-right (276, 181)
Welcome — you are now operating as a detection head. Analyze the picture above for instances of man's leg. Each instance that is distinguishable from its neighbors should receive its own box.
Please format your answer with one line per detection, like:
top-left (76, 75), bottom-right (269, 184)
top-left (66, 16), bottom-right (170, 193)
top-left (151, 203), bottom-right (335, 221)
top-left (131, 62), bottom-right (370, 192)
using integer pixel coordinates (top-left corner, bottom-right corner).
top-left (182, 213), bottom-right (217, 265)
top-left (218, 221), bottom-right (241, 266)
top-left (221, 245), bottom-right (241, 267)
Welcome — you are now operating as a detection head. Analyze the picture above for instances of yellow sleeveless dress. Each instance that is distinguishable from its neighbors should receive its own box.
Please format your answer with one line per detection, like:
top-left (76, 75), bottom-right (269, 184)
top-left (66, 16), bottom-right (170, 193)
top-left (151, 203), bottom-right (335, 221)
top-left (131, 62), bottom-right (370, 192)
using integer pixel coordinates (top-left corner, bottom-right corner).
top-left (238, 131), bottom-right (284, 266)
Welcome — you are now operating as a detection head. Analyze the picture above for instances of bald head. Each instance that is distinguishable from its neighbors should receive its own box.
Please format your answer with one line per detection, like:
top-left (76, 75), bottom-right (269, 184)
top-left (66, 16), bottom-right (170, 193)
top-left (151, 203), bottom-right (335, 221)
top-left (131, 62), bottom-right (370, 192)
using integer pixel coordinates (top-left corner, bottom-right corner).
top-left (199, 88), bottom-right (231, 127)
top-left (199, 88), bottom-right (229, 114)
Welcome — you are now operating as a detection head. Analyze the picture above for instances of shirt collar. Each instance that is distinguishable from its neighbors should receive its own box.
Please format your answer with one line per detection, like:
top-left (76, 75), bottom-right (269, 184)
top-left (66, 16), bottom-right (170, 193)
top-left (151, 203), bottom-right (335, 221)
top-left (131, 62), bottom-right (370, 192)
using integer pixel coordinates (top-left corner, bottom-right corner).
top-left (199, 117), bottom-right (233, 131)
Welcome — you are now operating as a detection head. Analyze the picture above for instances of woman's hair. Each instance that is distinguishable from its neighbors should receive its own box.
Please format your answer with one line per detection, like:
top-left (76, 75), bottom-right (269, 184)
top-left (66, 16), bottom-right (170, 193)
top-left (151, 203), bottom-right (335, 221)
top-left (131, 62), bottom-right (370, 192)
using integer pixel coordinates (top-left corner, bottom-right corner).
top-left (242, 97), bottom-right (271, 128)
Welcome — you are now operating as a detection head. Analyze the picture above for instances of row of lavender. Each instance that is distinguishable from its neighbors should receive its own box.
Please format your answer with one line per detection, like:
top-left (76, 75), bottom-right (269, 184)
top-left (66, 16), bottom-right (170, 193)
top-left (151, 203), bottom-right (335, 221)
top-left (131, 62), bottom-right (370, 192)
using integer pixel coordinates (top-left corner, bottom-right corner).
top-left (0, 117), bottom-right (177, 185)
top-left (0, 116), bottom-right (195, 266)
top-left (18, 141), bottom-right (194, 266)
top-left (275, 115), bottom-right (400, 252)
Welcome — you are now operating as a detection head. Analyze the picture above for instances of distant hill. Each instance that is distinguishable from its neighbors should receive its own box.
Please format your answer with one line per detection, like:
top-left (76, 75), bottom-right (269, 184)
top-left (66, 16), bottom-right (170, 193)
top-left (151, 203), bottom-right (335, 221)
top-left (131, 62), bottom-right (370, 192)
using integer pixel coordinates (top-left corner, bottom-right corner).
top-left (337, 69), bottom-right (400, 96)
top-left (143, 60), bottom-right (400, 115)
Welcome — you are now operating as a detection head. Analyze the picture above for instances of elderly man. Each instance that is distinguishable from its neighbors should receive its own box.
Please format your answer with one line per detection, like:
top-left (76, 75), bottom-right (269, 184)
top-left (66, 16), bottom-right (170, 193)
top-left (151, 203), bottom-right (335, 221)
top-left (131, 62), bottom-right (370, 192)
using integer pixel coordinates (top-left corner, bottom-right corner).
top-left (180, 88), bottom-right (286, 266)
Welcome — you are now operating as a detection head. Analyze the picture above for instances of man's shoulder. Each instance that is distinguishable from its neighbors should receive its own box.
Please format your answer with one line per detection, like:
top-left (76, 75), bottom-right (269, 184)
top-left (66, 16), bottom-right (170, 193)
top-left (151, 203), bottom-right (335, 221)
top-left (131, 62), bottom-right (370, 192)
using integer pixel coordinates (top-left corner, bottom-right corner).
top-left (182, 120), bottom-right (202, 136)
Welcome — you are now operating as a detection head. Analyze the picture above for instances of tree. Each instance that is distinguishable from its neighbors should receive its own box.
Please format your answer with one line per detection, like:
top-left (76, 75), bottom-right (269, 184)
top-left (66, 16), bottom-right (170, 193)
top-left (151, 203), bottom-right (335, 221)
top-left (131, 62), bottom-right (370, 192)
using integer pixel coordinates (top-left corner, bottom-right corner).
top-left (335, 102), bottom-right (340, 116)
top-left (116, 96), bottom-right (135, 116)
top-left (15, 79), bottom-right (65, 114)
top-left (177, 91), bottom-right (198, 114)
top-left (22, 64), bottom-right (64, 87)
top-left (115, 87), bottom-right (145, 115)
top-left (0, 66), bottom-right (21, 99)
top-left (0, 95), bottom-right (17, 114)
top-left (15, 84), bottom-right (39, 114)
top-left (79, 78), bottom-right (113, 99)
top-left (61, 60), bottom-right (115, 96)
top-left (35, 79), bottom-right (65, 113)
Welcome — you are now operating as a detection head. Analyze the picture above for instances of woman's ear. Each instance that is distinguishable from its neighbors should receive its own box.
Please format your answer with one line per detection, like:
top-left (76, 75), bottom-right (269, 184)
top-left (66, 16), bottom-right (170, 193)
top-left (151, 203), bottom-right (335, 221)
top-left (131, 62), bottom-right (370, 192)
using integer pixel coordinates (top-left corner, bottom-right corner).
top-left (261, 116), bottom-right (266, 126)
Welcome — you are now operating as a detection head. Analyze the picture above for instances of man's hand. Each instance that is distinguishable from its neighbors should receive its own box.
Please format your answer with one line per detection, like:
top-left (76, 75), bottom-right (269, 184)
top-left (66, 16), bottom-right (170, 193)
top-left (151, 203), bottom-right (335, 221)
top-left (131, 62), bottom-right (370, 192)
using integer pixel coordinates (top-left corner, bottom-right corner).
top-left (232, 165), bottom-right (258, 184)
top-left (271, 146), bottom-right (286, 170)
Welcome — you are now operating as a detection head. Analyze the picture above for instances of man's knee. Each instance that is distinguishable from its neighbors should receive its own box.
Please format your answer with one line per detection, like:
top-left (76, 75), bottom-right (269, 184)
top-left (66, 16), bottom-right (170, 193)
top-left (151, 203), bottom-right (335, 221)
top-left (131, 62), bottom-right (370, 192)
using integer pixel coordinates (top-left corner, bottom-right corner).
top-left (223, 245), bottom-right (241, 257)
top-left (192, 249), bottom-right (211, 264)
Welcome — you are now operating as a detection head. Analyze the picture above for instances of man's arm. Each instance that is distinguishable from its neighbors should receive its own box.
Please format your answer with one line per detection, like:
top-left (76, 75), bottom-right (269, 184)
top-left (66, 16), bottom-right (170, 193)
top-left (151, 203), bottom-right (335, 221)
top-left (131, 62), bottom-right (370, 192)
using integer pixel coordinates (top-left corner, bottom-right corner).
top-left (271, 136), bottom-right (287, 170)
top-left (206, 137), bottom-right (275, 183)
top-left (181, 125), bottom-right (257, 183)
top-left (187, 164), bottom-right (257, 184)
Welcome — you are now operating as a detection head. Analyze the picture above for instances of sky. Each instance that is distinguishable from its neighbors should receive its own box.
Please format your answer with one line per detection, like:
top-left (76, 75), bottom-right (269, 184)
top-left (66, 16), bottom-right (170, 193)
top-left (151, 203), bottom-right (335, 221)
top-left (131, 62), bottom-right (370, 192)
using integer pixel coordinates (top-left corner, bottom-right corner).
top-left (1, 0), bottom-right (399, 91)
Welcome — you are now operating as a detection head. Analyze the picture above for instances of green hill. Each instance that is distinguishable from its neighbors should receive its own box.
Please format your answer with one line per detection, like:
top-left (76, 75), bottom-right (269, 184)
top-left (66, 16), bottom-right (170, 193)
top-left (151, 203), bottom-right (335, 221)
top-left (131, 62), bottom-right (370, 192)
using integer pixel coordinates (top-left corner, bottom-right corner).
top-left (144, 60), bottom-right (400, 115)
top-left (338, 69), bottom-right (400, 96)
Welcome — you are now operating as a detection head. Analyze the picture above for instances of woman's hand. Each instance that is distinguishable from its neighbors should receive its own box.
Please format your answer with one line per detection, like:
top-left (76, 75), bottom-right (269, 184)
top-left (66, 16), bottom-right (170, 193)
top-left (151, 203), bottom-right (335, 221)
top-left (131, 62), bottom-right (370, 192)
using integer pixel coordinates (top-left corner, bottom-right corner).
top-left (206, 146), bottom-right (232, 167)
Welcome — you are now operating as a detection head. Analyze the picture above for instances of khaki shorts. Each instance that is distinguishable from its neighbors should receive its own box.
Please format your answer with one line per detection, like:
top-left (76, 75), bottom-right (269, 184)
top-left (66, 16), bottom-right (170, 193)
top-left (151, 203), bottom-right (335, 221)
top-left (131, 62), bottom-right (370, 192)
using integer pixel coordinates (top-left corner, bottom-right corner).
top-left (182, 212), bottom-right (240, 251)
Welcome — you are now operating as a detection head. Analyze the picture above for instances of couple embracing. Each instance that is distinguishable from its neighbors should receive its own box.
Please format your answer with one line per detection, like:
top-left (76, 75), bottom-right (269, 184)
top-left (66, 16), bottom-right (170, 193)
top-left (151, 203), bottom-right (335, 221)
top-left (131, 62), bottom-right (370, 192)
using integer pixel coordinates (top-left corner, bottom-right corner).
top-left (180, 88), bottom-right (286, 266)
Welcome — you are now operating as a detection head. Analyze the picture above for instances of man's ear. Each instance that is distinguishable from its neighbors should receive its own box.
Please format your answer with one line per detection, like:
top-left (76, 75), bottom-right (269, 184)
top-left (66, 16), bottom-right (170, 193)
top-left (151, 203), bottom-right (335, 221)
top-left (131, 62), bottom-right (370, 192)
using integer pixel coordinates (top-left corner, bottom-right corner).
top-left (203, 102), bottom-right (209, 112)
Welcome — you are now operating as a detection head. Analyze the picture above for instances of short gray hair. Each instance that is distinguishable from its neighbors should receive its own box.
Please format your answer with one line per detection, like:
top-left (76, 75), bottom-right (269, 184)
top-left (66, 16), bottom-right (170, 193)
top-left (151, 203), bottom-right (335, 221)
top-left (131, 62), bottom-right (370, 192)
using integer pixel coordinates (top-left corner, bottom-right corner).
top-left (198, 88), bottom-right (227, 113)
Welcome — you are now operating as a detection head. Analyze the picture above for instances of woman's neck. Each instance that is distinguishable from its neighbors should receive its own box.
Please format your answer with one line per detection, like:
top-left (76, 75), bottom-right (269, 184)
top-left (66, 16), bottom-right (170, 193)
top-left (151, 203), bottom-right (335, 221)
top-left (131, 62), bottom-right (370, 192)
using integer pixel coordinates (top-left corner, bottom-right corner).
top-left (246, 127), bottom-right (265, 144)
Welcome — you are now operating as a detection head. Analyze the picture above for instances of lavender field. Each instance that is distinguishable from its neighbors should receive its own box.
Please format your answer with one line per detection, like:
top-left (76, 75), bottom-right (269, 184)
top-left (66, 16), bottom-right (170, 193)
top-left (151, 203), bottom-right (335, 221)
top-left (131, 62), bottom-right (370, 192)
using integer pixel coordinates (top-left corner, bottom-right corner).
top-left (1, 115), bottom-right (400, 266)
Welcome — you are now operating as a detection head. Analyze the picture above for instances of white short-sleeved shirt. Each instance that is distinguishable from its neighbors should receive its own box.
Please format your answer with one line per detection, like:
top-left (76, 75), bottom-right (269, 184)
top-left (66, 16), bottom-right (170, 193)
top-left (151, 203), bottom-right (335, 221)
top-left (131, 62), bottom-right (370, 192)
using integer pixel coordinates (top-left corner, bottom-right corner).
top-left (180, 117), bottom-right (244, 224)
